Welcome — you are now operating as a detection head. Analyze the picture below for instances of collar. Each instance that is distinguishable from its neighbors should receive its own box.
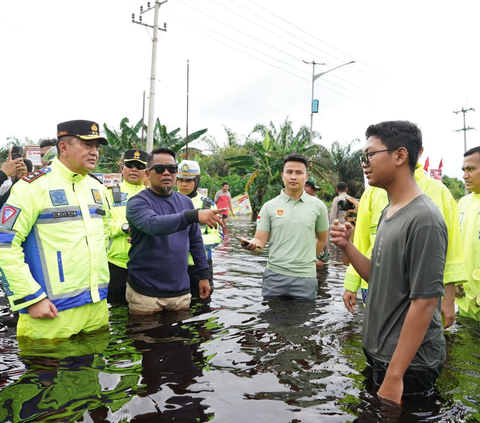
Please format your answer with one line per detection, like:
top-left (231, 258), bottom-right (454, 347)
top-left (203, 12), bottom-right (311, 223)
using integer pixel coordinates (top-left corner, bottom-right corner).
top-left (51, 157), bottom-right (87, 183)
top-left (414, 163), bottom-right (426, 182)
top-left (280, 189), bottom-right (308, 203)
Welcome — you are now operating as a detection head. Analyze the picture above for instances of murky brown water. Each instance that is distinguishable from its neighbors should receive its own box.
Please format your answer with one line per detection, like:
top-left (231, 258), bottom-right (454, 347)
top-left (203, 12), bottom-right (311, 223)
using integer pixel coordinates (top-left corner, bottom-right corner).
top-left (1, 216), bottom-right (480, 422)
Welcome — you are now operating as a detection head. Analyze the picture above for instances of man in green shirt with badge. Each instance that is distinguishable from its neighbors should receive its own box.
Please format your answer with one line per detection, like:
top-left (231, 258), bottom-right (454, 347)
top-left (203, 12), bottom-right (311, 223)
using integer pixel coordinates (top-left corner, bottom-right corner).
top-left (240, 154), bottom-right (329, 300)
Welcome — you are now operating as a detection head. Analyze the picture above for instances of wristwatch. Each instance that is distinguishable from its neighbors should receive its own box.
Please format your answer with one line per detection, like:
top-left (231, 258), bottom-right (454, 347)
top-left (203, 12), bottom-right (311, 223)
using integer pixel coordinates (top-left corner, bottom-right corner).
top-left (121, 223), bottom-right (130, 234)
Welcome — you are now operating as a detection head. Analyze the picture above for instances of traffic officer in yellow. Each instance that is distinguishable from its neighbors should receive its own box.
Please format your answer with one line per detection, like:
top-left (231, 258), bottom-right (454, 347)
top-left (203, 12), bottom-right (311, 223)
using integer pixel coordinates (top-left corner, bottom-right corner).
top-left (105, 149), bottom-right (147, 302)
top-left (177, 160), bottom-right (223, 299)
top-left (0, 120), bottom-right (111, 339)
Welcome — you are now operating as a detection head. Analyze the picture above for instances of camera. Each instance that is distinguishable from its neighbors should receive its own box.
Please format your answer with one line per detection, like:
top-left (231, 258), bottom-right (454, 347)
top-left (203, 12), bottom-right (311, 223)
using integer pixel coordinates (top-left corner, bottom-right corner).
top-left (338, 199), bottom-right (355, 211)
top-left (12, 146), bottom-right (23, 160)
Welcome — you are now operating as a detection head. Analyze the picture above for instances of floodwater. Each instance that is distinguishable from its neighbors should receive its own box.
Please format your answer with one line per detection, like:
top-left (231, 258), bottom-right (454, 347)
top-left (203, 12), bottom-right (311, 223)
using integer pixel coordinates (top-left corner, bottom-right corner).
top-left (1, 216), bottom-right (480, 422)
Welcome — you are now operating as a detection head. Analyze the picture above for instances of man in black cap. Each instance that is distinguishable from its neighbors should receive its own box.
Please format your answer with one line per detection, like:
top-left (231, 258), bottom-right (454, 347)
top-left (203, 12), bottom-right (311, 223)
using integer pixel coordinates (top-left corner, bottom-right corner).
top-left (105, 148), bottom-right (148, 303)
top-left (0, 119), bottom-right (111, 340)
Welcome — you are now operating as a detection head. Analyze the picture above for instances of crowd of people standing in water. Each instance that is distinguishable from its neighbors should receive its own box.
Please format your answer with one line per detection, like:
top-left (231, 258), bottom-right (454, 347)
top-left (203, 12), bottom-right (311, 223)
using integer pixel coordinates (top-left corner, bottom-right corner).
top-left (0, 118), bottom-right (479, 408)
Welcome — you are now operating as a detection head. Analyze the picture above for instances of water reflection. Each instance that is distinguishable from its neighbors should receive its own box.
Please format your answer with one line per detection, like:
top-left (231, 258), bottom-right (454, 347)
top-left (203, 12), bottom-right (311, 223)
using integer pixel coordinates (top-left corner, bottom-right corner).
top-left (0, 216), bottom-right (480, 422)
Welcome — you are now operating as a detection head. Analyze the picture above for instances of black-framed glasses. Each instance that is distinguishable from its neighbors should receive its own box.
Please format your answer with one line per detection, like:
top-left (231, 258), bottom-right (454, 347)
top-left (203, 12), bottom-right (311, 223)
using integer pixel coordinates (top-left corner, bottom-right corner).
top-left (360, 148), bottom-right (399, 166)
top-left (124, 161), bottom-right (146, 170)
top-left (148, 164), bottom-right (178, 174)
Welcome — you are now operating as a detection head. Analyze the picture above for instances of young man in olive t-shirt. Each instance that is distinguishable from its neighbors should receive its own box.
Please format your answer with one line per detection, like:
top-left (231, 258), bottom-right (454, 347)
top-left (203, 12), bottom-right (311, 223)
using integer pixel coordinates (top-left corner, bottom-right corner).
top-left (330, 121), bottom-right (447, 405)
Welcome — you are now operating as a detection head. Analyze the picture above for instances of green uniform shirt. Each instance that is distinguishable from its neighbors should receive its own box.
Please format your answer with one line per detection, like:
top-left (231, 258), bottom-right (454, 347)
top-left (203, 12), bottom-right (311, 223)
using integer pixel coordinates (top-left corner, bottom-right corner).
top-left (257, 190), bottom-right (328, 278)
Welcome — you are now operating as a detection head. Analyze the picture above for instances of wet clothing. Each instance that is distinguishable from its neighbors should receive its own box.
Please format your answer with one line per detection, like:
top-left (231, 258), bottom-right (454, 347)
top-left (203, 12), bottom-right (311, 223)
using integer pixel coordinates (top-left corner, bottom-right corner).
top-left (344, 164), bottom-right (467, 299)
top-left (329, 192), bottom-right (348, 225)
top-left (262, 268), bottom-right (318, 300)
top-left (0, 158), bottom-right (110, 339)
top-left (456, 192), bottom-right (480, 319)
top-left (105, 180), bottom-right (145, 300)
top-left (363, 195), bottom-right (447, 375)
top-left (126, 189), bottom-right (209, 300)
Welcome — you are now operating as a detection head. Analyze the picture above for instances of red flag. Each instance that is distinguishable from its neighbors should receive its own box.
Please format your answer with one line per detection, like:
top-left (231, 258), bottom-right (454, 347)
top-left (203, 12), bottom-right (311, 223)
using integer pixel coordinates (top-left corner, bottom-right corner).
top-left (423, 157), bottom-right (430, 172)
top-left (438, 158), bottom-right (443, 169)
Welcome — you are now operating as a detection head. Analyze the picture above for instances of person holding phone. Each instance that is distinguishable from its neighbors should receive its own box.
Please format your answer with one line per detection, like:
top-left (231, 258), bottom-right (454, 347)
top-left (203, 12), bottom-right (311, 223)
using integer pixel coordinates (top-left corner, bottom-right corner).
top-left (240, 154), bottom-right (329, 300)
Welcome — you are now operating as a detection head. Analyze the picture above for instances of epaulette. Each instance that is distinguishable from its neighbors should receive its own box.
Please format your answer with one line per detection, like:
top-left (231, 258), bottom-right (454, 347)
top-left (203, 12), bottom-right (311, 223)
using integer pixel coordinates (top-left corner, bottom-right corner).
top-left (88, 173), bottom-right (104, 184)
top-left (22, 169), bottom-right (48, 183)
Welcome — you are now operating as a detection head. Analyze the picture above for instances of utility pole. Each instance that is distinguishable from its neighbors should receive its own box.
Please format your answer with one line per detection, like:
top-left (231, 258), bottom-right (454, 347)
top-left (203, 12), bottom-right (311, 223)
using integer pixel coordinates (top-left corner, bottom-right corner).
top-left (453, 107), bottom-right (475, 195)
top-left (185, 60), bottom-right (190, 160)
top-left (132, 1), bottom-right (168, 153)
top-left (453, 107), bottom-right (475, 154)
top-left (303, 60), bottom-right (355, 143)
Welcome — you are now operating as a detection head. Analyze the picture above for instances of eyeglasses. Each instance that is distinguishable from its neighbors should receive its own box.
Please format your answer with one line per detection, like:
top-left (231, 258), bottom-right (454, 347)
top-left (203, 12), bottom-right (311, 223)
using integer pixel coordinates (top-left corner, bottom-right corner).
top-left (360, 148), bottom-right (399, 166)
top-left (124, 161), bottom-right (146, 170)
top-left (148, 164), bottom-right (178, 174)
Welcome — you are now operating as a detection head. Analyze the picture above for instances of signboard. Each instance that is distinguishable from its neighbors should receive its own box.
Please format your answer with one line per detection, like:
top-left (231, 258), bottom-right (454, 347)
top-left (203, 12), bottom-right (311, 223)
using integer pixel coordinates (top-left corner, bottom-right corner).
top-left (103, 173), bottom-right (122, 187)
top-left (25, 146), bottom-right (41, 167)
top-left (429, 168), bottom-right (442, 181)
top-left (231, 192), bottom-right (252, 216)
top-left (312, 99), bottom-right (319, 113)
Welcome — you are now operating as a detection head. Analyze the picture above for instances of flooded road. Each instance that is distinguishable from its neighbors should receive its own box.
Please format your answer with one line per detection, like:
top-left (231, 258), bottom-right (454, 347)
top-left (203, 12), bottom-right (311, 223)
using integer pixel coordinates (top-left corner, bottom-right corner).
top-left (1, 216), bottom-right (480, 422)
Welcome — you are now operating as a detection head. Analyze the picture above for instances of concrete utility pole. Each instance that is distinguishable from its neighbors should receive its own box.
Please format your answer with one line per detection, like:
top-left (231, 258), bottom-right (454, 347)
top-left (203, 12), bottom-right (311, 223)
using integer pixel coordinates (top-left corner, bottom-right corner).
top-left (303, 60), bottom-right (355, 143)
top-left (185, 60), bottom-right (190, 160)
top-left (132, 1), bottom-right (168, 153)
top-left (453, 107), bottom-right (475, 154)
top-left (453, 107), bottom-right (475, 195)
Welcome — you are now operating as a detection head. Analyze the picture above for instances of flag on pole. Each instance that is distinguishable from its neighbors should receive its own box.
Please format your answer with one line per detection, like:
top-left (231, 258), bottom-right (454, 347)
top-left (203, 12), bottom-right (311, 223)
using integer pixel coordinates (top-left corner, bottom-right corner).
top-left (438, 158), bottom-right (443, 169)
top-left (423, 157), bottom-right (430, 172)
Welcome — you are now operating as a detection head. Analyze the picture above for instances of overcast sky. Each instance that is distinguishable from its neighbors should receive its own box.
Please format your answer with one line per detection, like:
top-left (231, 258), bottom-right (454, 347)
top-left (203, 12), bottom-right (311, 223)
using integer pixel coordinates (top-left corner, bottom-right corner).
top-left (1, 0), bottom-right (479, 179)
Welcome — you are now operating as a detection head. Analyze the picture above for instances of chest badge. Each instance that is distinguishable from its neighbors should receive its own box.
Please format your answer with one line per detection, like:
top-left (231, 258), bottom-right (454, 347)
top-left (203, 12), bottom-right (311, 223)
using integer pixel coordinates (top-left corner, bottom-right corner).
top-left (92, 189), bottom-right (103, 204)
top-left (277, 209), bottom-right (284, 216)
top-left (49, 189), bottom-right (69, 206)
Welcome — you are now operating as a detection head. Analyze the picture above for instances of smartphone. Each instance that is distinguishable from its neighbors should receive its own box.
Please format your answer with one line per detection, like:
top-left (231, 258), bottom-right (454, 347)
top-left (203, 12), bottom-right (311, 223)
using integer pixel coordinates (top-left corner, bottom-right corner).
top-left (12, 146), bottom-right (24, 160)
top-left (236, 236), bottom-right (249, 246)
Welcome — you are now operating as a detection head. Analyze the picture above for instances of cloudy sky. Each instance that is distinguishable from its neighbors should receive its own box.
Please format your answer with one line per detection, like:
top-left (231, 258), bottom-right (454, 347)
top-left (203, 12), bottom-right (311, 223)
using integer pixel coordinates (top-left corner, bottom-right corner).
top-left (1, 0), bottom-right (479, 179)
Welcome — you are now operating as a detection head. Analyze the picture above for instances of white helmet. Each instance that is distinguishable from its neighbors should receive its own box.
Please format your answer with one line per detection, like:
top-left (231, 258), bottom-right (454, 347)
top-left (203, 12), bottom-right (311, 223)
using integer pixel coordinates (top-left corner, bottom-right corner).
top-left (178, 160), bottom-right (201, 179)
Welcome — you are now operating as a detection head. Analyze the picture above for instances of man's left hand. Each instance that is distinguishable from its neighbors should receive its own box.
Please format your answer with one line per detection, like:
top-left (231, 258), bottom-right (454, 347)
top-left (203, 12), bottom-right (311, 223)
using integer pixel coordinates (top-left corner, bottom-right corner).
top-left (15, 159), bottom-right (28, 179)
top-left (198, 279), bottom-right (211, 299)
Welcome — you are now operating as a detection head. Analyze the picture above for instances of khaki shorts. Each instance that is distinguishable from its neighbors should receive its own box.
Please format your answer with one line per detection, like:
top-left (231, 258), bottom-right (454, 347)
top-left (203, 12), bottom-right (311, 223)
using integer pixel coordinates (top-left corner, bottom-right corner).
top-left (126, 284), bottom-right (191, 315)
top-left (17, 300), bottom-right (109, 340)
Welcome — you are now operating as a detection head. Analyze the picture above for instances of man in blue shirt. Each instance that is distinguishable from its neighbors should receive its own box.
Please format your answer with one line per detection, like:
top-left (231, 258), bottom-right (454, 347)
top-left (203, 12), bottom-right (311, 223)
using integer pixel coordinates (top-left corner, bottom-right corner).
top-left (125, 148), bottom-right (226, 314)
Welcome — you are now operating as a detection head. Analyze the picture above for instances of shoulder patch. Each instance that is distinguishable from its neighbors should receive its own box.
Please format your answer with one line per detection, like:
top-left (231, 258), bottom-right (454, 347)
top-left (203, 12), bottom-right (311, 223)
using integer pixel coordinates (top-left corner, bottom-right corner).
top-left (92, 189), bottom-right (103, 204)
top-left (22, 169), bottom-right (46, 183)
top-left (0, 204), bottom-right (21, 229)
top-left (88, 173), bottom-right (104, 184)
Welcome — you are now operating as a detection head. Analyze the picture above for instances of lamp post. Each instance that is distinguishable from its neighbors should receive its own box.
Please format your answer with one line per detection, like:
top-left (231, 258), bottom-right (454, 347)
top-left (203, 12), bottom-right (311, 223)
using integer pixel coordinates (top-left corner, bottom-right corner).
top-left (303, 60), bottom-right (355, 143)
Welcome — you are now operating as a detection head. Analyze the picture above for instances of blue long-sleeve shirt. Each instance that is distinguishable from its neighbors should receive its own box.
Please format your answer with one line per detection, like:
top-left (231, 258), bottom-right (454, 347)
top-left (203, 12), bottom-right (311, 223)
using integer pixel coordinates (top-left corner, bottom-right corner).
top-left (126, 189), bottom-right (209, 297)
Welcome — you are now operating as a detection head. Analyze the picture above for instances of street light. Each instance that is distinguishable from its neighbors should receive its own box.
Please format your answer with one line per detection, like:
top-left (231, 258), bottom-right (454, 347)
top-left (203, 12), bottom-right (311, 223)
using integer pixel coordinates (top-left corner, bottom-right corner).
top-left (303, 60), bottom-right (355, 143)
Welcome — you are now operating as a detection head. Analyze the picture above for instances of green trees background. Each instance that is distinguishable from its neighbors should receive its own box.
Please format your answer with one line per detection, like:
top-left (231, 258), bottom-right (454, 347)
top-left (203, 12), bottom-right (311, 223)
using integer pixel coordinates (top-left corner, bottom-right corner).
top-left (1, 117), bottom-right (466, 215)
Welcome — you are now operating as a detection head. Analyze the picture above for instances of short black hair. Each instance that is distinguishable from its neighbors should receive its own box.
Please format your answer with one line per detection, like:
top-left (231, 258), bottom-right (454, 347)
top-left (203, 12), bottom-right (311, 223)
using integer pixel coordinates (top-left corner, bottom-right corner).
top-left (464, 146), bottom-right (480, 158)
top-left (221, 181), bottom-right (229, 187)
top-left (39, 139), bottom-right (57, 149)
top-left (283, 154), bottom-right (308, 169)
top-left (365, 120), bottom-right (422, 173)
top-left (23, 158), bottom-right (33, 173)
top-left (147, 147), bottom-right (176, 168)
top-left (336, 181), bottom-right (347, 191)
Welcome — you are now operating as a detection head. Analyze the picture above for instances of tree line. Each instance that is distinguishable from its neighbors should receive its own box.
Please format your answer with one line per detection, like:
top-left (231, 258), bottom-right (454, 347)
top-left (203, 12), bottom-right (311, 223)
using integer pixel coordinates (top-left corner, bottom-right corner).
top-left (1, 117), bottom-right (465, 219)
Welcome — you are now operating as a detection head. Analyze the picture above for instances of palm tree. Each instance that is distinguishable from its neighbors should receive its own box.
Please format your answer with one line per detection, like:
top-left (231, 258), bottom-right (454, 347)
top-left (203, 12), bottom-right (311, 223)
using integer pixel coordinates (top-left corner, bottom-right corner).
top-left (227, 118), bottom-right (329, 219)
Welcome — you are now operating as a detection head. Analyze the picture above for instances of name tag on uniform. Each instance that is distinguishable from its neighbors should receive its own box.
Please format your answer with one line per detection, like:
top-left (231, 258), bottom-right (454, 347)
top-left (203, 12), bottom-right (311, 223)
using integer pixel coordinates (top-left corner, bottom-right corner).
top-left (53, 211), bottom-right (78, 218)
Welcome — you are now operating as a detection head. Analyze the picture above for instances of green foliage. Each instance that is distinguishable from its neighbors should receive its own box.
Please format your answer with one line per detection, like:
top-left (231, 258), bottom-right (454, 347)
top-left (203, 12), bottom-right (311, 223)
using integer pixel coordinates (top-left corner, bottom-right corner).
top-left (227, 117), bottom-right (329, 219)
top-left (99, 117), bottom-right (207, 173)
top-left (442, 174), bottom-right (465, 200)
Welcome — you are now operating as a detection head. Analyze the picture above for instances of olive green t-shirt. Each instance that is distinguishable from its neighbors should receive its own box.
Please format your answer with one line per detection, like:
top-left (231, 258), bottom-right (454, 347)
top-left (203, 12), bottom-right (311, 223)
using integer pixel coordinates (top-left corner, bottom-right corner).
top-left (257, 190), bottom-right (329, 278)
top-left (363, 194), bottom-right (447, 370)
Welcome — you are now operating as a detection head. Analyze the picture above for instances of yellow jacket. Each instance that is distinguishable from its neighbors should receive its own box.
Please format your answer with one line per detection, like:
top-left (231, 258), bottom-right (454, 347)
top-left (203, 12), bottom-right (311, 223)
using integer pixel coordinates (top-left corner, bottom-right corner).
top-left (456, 192), bottom-right (480, 315)
top-left (344, 164), bottom-right (467, 293)
top-left (0, 158), bottom-right (110, 313)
